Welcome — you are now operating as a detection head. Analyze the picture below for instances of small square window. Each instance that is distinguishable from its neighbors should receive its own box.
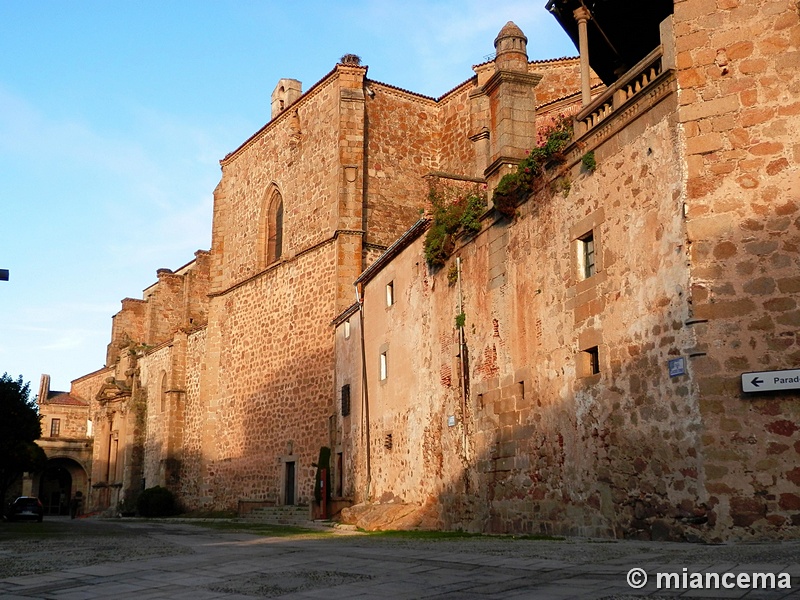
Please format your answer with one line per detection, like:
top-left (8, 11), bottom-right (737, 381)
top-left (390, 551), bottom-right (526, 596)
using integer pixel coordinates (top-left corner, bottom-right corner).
top-left (344, 319), bottom-right (351, 339)
top-left (579, 346), bottom-right (600, 377)
top-left (578, 232), bottom-right (596, 280)
top-left (386, 281), bottom-right (394, 307)
top-left (50, 418), bottom-right (61, 437)
top-left (341, 384), bottom-right (351, 417)
top-left (380, 351), bottom-right (388, 380)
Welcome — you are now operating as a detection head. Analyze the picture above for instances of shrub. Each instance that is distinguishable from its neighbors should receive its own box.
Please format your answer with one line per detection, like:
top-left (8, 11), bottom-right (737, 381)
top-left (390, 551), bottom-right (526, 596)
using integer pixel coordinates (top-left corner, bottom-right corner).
top-left (137, 486), bottom-right (178, 517)
top-left (581, 150), bottom-right (597, 172)
top-left (423, 183), bottom-right (487, 268)
top-left (491, 114), bottom-right (573, 217)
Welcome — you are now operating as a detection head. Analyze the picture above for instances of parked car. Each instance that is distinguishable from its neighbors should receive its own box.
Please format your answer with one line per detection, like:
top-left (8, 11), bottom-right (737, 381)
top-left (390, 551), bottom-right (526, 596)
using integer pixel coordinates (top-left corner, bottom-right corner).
top-left (5, 496), bottom-right (44, 522)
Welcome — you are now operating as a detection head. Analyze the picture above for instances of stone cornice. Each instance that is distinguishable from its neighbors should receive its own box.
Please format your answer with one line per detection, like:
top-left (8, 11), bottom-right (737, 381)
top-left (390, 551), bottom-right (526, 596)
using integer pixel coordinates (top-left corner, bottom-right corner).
top-left (209, 229), bottom-right (365, 299)
top-left (482, 70), bottom-right (542, 97)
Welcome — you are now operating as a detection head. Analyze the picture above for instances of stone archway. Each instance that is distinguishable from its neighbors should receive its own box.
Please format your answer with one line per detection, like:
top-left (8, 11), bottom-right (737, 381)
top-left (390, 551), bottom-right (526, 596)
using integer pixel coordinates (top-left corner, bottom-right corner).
top-left (39, 457), bottom-right (88, 516)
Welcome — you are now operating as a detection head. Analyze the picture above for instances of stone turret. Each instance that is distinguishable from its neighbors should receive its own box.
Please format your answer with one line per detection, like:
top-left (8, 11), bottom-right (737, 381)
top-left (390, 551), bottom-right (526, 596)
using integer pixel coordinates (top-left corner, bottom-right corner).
top-left (494, 21), bottom-right (529, 72)
top-left (469, 22), bottom-right (541, 190)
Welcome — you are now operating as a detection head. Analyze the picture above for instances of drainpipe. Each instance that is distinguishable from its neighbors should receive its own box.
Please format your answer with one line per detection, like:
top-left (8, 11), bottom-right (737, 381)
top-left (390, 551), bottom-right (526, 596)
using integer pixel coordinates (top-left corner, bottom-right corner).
top-left (574, 5), bottom-right (592, 107)
top-left (355, 284), bottom-right (371, 501)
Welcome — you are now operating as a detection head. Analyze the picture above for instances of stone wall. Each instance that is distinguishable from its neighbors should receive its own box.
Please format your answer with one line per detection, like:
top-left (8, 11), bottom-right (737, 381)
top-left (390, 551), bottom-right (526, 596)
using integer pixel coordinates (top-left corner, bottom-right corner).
top-left (140, 344), bottom-right (172, 488)
top-left (365, 84), bottom-right (440, 248)
top-left (213, 74), bottom-right (344, 292)
top-left (348, 76), bottom-right (727, 539)
top-left (676, 0), bottom-right (800, 535)
top-left (181, 245), bottom-right (338, 509)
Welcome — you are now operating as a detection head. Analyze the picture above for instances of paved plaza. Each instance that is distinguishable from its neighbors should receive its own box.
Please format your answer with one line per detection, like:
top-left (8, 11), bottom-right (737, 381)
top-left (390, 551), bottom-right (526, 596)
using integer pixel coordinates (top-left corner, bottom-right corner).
top-left (1, 517), bottom-right (798, 599)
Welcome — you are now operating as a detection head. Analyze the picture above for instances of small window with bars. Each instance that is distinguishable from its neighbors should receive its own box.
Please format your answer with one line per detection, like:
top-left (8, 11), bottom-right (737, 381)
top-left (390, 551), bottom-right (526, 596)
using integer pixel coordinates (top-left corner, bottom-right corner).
top-left (50, 418), bottom-right (61, 437)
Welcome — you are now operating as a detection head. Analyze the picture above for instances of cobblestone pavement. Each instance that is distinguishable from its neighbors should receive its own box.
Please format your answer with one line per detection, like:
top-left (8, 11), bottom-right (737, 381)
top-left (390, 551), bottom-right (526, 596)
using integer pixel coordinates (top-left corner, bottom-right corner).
top-left (1, 517), bottom-right (799, 599)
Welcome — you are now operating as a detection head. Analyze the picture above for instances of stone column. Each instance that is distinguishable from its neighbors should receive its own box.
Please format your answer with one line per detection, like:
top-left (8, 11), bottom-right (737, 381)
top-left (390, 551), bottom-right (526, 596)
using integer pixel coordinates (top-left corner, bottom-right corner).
top-left (574, 6), bottom-right (592, 107)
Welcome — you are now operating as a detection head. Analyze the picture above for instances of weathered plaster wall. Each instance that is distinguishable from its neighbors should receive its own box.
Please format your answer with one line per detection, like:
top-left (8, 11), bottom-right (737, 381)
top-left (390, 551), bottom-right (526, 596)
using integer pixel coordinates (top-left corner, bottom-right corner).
top-left (351, 85), bottom-right (714, 539)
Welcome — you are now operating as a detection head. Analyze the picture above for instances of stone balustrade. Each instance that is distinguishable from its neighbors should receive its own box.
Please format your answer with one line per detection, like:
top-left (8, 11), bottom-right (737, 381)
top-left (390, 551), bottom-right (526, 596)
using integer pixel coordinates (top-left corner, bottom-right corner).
top-left (575, 46), bottom-right (667, 136)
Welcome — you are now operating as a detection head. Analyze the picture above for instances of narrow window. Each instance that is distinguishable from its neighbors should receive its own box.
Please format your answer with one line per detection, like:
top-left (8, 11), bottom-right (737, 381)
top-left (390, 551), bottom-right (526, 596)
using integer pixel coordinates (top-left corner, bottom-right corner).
top-left (50, 418), bottom-right (61, 437)
top-left (580, 346), bottom-right (600, 377)
top-left (344, 319), bottom-right (351, 339)
top-left (87, 419), bottom-right (93, 437)
top-left (341, 384), bottom-right (351, 417)
top-left (578, 231), bottom-right (596, 280)
top-left (267, 193), bottom-right (284, 264)
top-left (386, 281), bottom-right (394, 307)
top-left (380, 351), bottom-right (388, 380)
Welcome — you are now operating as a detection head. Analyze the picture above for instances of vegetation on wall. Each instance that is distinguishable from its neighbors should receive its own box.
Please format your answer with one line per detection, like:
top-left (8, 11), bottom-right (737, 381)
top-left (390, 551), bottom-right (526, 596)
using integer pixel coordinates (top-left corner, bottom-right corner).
top-left (581, 150), bottom-right (597, 173)
top-left (422, 115), bottom-right (576, 268)
top-left (492, 115), bottom-right (574, 218)
top-left (424, 183), bottom-right (487, 268)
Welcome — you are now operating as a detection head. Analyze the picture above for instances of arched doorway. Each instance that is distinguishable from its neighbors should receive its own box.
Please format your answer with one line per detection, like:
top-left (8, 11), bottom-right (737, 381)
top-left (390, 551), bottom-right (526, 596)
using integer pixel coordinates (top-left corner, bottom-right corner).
top-left (39, 458), bottom-right (88, 516)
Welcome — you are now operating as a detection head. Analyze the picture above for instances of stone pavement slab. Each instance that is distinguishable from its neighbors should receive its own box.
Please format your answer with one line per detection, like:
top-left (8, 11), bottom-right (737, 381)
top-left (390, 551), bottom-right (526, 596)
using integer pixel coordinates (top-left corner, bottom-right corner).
top-left (1, 518), bottom-right (798, 599)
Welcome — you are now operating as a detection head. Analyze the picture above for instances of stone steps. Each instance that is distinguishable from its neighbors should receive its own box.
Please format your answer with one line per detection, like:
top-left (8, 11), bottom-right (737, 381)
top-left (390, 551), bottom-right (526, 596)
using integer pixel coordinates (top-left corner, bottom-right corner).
top-left (243, 505), bottom-right (312, 526)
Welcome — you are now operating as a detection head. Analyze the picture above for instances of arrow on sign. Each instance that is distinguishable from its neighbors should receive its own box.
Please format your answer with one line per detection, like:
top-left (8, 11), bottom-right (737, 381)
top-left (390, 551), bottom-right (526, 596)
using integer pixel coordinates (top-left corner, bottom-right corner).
top-left (742, 368), bottom-right (800, 393)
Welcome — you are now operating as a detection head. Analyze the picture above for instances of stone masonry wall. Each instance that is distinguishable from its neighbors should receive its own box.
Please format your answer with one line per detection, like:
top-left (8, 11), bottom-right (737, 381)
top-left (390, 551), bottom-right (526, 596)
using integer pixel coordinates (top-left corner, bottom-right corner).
top-left (675, 0), bottom-right (800, 536)
top-left (177, 327), bottom-right (207, 505)
top-left (353, 85), bottom-right (713, 539)
top-left (213, 75), bottom-right (344, 292)
top-left (140, 344), bottom-right (172, 488)
top-left (365, 84), bottom-right (440, 248)
top-left (182, 244), bottom-right (338, 510)
top-left (39, 402), bottom-right (90, 439)
top-left (70, 368), bottom-right (113, 406)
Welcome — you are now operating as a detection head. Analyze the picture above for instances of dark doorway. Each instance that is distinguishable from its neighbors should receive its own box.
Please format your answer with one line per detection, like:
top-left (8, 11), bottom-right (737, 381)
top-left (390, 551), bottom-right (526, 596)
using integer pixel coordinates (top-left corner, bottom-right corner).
top-left (285, 461), bottom-right (295, 505)
top-left (40, 464), bottom-right (72, 515)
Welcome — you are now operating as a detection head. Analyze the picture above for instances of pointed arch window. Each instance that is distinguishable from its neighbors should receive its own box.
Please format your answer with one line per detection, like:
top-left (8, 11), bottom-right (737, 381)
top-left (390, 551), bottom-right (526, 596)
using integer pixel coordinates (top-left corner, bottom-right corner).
top-left (267, 192), bottom-right (284, 264)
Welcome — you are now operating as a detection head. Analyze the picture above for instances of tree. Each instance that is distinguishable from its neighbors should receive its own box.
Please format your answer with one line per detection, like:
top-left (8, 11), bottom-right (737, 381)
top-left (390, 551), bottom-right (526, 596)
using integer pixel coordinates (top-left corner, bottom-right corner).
top-left (0, 373), bottom-right (47, 505)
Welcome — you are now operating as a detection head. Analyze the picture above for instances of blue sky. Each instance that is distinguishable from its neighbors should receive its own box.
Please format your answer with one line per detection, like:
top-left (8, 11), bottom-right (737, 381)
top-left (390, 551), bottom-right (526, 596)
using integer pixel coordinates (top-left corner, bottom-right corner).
top-left (0, 1), bottom-right (576, 392)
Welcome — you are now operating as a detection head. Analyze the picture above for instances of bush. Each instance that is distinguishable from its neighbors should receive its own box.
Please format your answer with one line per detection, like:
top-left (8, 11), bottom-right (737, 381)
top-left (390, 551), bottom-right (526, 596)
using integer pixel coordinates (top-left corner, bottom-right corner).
top-left (491, 114), bottom-right (573, 217)
top-left (136, 486), bottom-right (178, 517)
top-left (423, 183), bottom-right (487, 268)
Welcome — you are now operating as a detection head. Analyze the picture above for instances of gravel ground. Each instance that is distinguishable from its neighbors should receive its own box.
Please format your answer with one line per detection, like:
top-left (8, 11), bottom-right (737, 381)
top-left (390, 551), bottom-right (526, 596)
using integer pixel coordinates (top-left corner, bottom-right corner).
top-left (0, 518), bottom-right (194, 578)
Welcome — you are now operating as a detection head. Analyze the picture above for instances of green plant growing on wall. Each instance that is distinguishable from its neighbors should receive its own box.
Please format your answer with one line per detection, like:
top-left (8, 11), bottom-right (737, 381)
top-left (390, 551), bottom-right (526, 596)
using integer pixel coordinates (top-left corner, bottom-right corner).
top-left (492, 114), bottom-right (574, 218)
top-left (424, 183), bottom-right (487, 268)
top-left (455, 312), bottom-right (466, 329)
top-left (551, 176), bottom-right (571, 198)
top-left (447, 263), bottom-right (459, 286)
top-left (581, 150), bottom-right (597, 173)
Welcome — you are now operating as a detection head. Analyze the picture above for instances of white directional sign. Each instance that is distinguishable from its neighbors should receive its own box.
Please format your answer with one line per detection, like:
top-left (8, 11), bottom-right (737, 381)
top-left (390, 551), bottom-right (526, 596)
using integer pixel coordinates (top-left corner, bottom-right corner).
top-left (741, 369), bottom-right (800, 393)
